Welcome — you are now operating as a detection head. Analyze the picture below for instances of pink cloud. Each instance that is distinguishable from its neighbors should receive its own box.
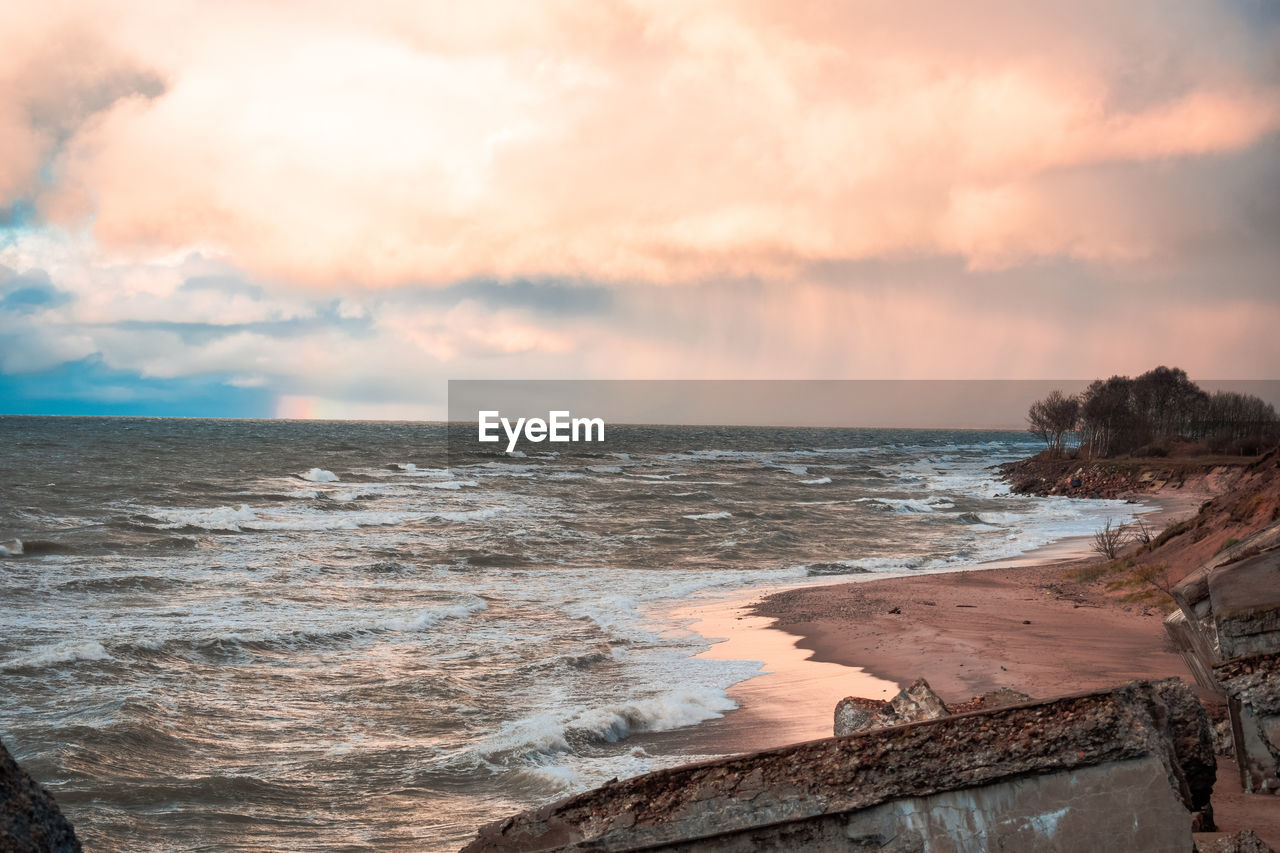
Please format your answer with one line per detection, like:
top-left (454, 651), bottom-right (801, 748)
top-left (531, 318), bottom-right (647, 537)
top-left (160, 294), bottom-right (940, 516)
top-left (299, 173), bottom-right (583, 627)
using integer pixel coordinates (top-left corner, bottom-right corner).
top-left (0, 0), bottom-right (1269, 287)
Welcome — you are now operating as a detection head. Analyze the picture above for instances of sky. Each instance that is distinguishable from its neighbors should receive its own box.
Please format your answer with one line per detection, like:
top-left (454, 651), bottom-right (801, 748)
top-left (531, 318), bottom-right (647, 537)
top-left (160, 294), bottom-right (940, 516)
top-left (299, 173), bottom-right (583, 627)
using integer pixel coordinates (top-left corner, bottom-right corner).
top-left (1, 1), bottom-right (1278, 419)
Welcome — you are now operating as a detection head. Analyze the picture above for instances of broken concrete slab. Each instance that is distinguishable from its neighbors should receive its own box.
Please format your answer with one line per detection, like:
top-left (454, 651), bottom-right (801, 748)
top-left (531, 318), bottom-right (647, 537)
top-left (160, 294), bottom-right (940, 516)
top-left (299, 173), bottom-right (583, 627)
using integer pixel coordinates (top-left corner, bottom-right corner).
top-left (1169, 550), bottom-right (1280, 677)
top-left (1216, 655), bottom-right (1280, 794)
top-left (1167, 549), bottom-right (1280, 795)
top-left (1210, 553), bottom-right (1280, 662)
top-left (463, 679), bottom-right (1215, 852)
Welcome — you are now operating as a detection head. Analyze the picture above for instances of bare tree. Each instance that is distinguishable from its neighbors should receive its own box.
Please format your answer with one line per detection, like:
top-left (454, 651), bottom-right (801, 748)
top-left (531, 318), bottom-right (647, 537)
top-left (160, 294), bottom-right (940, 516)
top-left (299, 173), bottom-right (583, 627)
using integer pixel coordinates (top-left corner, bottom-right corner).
top-left (1092, 519), bottom-right (1128, 560)
top-left (1027, 390), bottom-right (1079, 456)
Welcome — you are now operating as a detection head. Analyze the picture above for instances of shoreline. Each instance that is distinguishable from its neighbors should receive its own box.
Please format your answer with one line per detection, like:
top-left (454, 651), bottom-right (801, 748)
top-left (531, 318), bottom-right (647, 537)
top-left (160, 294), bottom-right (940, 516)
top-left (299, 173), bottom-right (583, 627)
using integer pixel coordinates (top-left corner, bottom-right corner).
top-left (651, 486), bottom-right (1209, 759)
top-left (645, 479), bottom-right (1280, 845)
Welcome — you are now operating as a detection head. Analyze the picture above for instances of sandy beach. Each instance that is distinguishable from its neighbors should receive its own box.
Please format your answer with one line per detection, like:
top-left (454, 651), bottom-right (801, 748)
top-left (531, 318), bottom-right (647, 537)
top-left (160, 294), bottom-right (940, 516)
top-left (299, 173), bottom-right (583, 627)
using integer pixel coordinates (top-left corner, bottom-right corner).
top-left (666, 488), bottom-right (1280, 846)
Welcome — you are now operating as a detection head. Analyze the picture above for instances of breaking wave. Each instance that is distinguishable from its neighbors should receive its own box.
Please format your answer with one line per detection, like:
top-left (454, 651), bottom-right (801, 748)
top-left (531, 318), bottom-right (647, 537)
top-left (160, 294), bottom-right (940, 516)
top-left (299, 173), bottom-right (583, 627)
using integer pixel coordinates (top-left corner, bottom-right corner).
top-left (5, 640), bottom-right (111, 670)
top-left (478, 687), bottom-right (738, 762)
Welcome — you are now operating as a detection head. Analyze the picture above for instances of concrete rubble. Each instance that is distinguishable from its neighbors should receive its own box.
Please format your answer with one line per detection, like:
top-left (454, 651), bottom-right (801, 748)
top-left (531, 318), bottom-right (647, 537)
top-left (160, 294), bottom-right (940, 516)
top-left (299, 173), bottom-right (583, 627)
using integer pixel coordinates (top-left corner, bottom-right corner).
top-left (463, 679), bottom-right (1215, 852)
top-left (1167, 549), bottom-right (1280, 794)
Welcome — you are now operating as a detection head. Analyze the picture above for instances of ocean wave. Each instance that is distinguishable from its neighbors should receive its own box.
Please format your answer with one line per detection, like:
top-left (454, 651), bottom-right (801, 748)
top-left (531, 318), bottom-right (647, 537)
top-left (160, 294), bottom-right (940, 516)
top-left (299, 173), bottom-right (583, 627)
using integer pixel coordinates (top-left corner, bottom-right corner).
top-left (683, 511), bottom-right (732, 520)
top-left (415, 480), bottom-right (478, 490)
top-left (145, 598), bottom-right (489, 657)
top-left (856, 496), bottom-right (954, 513)
top-left (479, 687), bottom-right (737, 761)
top-left (380, 597), bottom-right (488, 631)
top-left (301, 468), bottom-right (340, 483)
top-left (429, 507), bottom-right (504, 523)
top-left (391, 463), bottom-right (455, 478)
top-left (142, 504), bottom-right (412, 532)
top-left (4, 640), bottom-right (111, 670)
top-left (800, 476), bottom-right (832, 485)
top-left (799, 561), bottom-right (874, 576)
top-left (0, 538), bottom-right (22, 557)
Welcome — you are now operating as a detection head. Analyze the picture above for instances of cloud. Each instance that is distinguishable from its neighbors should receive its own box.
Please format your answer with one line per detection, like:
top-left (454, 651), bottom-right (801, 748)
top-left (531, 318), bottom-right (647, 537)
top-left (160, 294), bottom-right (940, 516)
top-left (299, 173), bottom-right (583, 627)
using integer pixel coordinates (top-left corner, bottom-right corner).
top-left (0, 266), bottom-right (74, 313)
top-left (0, 5), bottom-right (164, 206)
top-left (0, 0), bottom-right (1273, 286)
top-left (0, 2), bottom-right (1276, 416)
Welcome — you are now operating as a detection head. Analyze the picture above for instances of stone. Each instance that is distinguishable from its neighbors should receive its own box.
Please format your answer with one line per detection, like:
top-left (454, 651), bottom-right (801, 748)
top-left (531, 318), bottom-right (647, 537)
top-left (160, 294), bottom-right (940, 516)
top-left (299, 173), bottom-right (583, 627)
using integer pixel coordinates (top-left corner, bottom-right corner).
top-left (879, 678), bottom-right (949, 726)
top-left (834, 697), bottom-right (887, 738)
top-left (0, 737), bottom-right (81, 853)
top-left (1213, 718), bottom-right (1236, 758)
top-left (1195, 829), bottom-right (1276, 853)
top-left (833, 679), bottom-right (949, 737)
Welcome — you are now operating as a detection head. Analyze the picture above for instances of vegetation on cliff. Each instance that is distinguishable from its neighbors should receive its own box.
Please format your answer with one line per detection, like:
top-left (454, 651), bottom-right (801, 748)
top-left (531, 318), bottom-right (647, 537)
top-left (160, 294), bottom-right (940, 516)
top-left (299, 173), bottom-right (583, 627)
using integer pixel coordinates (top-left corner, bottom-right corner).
top-left (1026, 366), bottom-right (1278, 459)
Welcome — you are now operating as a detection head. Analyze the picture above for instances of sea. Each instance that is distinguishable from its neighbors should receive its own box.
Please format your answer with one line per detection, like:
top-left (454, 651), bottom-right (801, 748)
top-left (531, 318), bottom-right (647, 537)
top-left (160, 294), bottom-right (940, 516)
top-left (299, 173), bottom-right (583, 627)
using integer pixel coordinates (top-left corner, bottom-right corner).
top-left (0, 417), bottom-right (1147, 852)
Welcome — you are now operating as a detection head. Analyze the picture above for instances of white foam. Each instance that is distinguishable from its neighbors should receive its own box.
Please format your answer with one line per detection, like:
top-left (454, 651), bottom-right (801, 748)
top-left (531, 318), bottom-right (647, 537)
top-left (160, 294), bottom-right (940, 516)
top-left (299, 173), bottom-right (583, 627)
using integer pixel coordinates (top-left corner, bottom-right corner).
top-left (0, 539), bottom-right (23, 557)
top-left (479, 687), bottom-right (737, 760)
top-left (380, 597), bottom-right (487, 631)
top-left (150, 504), bottom-right (259, 531)
top-left (683, 511), bottom-right (731, 520)
top-left (856, 496), bottom-right (954, 513)
top-left (301, 468), bottom-right (340, 483)
top-left (394, 464), bottom-right (454, 478)
top-left (147, 504), bottom-right (413, 532)
top-left (417, 480), bottom-right (477, 490)
top-left (800, 476), bottom-right (832, 485)
top-left (5, 640), bottom-right (110, 669)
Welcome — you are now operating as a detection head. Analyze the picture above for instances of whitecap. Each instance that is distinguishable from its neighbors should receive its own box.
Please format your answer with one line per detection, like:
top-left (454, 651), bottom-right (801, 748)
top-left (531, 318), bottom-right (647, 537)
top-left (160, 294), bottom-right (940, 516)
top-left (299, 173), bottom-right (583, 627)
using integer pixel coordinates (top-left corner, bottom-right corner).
top-left (5, 640), bottom-right (111, 670)
top-left (380, 597), bottom-right (488, 632)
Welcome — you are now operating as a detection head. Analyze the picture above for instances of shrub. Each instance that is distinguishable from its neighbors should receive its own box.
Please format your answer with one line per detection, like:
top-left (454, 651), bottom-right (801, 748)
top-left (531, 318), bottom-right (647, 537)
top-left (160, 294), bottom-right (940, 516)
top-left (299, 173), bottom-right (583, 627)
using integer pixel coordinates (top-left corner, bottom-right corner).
top-left (1092, 519), bottom-right (1128, 560)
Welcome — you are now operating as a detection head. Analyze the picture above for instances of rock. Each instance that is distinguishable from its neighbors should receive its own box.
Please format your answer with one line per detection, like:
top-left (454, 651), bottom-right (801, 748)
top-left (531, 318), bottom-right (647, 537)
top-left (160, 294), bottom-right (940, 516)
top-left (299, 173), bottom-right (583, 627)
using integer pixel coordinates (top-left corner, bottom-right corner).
top-left (0, 737), bottom-right (81, 853)
top-left (833, 678), bottom-right (949, 737)
top-left (833, 697), bottom-right (886, 738)
top-left (1212, 718), bottom-right (1236, 757)
top-left (880, 678), bottom-right (949, 726)
top-left (1195, 829), bottom-right (1276, 853)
